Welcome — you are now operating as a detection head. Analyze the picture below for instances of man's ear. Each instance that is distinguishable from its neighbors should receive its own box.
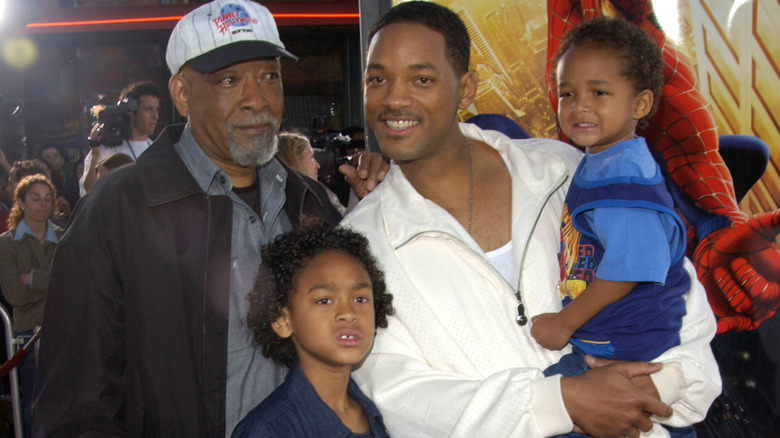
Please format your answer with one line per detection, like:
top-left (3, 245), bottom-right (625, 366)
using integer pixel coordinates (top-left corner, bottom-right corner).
top-left (633, 89), bottom-right (654, 120)
top-left (458, 70), bottom-right (479, 110)
top-left (271, 308), bottom-right (293, 339)
top-left (168, 73), bottom-right (191, 118)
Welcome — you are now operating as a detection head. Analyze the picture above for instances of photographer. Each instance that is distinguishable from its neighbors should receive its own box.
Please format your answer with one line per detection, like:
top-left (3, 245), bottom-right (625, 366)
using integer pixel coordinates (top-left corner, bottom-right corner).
top-left (80, 80), bottom-right (161, 196)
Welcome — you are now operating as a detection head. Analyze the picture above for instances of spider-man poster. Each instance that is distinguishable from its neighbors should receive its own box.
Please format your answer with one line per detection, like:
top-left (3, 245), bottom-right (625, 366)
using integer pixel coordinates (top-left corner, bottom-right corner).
top-left (421, 0), bottom-right (779, 435)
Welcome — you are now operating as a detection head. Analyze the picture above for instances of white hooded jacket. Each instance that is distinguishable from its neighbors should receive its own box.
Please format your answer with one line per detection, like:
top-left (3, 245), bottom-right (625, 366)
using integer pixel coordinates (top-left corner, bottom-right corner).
top-left (342, 123), bottom-right (720, 437)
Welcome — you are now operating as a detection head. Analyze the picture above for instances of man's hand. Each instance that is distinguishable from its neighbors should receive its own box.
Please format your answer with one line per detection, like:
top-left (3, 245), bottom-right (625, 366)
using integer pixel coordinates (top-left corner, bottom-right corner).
top-left (530, 313), bottom-right (573, 350)
top-left (587, 356), bottom-right (662, 401)
top-left (88, 122), bottom-right (104, 147)
top-left (561, 356), bottom-right (671, 438)
top-left (339, 151), bottom-right (389, 199)
top-left (56, 196), bottom-right (72, 217)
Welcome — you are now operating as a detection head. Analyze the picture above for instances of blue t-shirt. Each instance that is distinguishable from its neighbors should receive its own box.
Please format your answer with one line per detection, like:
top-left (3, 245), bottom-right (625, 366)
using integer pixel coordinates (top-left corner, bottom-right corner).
top-left (231, 358), bottom-right (390, 438)
top-left (559, 137), bottom-right (689, 361)
top-left (577, 138), bottom-right (684, 282)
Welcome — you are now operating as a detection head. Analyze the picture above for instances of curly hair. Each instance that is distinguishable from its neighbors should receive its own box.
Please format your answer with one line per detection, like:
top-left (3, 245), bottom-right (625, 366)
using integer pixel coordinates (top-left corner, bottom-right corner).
top-left (8, 174), bottom-right (56, 230)
top-left (119, 80), bottom-right (163, 103)
top-left (552, 16), bottom-right (664, 124)
top-left (9, 159), bottom-right (49, 189)
top-left (247, 219), bottom-right (394, 367)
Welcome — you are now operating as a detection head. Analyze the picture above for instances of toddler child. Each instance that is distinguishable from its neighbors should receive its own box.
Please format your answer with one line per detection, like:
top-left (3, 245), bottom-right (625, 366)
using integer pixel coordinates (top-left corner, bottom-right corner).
top-left (530, 16), bottom-right (695, 438)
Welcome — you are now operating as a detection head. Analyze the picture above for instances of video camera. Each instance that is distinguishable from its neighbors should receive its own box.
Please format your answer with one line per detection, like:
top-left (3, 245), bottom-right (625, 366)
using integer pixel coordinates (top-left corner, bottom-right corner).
top-left (87, 95), bottom-right (138, 146)
top-left (311, 132), bottom-right (354, 188)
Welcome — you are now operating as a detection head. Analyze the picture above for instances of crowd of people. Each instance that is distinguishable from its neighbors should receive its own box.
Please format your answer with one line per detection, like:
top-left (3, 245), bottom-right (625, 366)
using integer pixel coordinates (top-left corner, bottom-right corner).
top-left (0, 0), bottom-right (728, 437)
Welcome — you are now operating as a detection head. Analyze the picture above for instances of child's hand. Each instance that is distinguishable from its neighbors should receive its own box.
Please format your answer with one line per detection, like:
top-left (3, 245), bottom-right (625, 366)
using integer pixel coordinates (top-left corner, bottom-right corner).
top-left (530, 313), bottom-right (573, 350)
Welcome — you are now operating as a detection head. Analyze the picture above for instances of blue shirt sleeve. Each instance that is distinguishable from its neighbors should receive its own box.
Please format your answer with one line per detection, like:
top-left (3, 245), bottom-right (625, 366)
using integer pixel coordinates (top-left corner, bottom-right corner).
top-left (586, 206), bottom-right (681, 284)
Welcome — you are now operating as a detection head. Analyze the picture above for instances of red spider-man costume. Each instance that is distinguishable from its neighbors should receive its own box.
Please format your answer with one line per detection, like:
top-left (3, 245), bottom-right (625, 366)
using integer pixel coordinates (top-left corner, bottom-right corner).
top-left (546, 0), bottom-right (780, 333)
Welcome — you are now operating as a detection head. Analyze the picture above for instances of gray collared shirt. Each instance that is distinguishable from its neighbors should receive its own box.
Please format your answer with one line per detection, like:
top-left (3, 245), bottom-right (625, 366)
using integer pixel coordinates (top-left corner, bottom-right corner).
top-left (174, 125), bottom-right (291, 436)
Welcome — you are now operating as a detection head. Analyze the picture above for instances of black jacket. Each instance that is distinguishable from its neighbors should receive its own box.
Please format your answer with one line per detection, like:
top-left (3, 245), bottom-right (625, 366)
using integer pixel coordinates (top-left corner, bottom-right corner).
top-left (33, 124), bottom-right (341, 437)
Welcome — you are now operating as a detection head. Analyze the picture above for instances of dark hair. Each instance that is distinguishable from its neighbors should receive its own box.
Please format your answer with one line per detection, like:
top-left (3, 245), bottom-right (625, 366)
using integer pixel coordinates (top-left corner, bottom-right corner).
top-left (552, 16), bottom-right (664, 123)
top-left (98, 153), bottom-right (134, 172)
top-left (119, 80), bottom-right (162, 104)
top-left (9, 159), bottom-right (49, 189)
top-left (34, 144), bottom-right (69, 163)
top-left (340, 126), bottom-right (364, 137)
top-left (247, 219), bottom-right (394, 367)
top-left (368, 1), bottom-right (470, 75)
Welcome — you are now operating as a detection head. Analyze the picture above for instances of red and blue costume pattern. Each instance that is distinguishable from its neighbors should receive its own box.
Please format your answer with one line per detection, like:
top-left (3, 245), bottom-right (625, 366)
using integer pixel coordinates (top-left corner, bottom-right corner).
top-left (546, 0), bottom-right (780, 333)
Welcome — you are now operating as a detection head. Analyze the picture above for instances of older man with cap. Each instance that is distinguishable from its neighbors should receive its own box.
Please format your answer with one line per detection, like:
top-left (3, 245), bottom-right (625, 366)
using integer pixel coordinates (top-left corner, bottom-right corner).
top-left (32, 1), bottom-right (375, 436)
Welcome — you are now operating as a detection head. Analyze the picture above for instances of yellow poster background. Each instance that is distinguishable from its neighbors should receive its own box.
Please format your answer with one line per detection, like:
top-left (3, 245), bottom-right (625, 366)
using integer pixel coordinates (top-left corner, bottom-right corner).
top-left (415, 0), bottom-right (780, 216)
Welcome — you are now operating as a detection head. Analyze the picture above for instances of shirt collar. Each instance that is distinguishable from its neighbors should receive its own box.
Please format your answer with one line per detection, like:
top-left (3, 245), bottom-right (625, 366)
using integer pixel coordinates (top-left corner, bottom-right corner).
top-left (174, 123), bottom-right (288, 195)
top-left (286, 358), bottom-right (386, 437)
top-left (174, 124), bottom-right (228, 194)
top-left (14, 218), bottom-right (59, 244)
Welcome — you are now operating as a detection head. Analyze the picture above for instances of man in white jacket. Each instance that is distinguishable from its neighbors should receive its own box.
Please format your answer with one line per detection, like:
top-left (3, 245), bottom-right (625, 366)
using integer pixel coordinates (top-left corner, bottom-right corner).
top-left (341, 2), bottom-right (720, 437)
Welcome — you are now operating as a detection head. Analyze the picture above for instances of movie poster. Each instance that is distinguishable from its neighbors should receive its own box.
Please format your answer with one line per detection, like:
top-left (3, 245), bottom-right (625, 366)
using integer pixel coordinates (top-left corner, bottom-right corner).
top-left (424, 0), bottom-right (779, 217)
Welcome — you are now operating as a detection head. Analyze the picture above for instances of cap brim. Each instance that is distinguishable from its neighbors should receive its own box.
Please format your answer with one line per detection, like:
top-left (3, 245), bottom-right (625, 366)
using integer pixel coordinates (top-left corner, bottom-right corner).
top-left (185, 40), bottom-right (298, 74)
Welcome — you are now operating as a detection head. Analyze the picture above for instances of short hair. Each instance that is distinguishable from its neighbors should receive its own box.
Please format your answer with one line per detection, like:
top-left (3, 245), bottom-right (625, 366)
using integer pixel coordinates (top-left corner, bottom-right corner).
top-left (8, 174), bottom-right (55, 230)
top-left (119, 81), bottom-right (162, 104)
top-left (34, 144), bottom-right (69, 162)
top-left (552, 16), bottom-right (664, 122)
top-left (276, 132), bottom-right (310, 173)
top-left (98, 153), bottom-right (134, 172)
top-left (247, 219), bottom-right (394, 367)
top-left (368, 1), bottom-right (470, 75)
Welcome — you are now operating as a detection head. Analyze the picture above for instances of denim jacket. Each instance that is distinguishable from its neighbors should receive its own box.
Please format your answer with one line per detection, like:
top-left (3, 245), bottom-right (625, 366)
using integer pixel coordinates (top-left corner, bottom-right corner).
top-left (232, 358), bottom-right (390, 438)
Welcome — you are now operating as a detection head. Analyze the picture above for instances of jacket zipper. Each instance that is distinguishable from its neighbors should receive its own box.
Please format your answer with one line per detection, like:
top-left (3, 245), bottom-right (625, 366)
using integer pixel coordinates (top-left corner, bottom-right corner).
top-left (514, 171), bottom-right (569, 325)
top-left (394, 170), bottom-right (570, 327)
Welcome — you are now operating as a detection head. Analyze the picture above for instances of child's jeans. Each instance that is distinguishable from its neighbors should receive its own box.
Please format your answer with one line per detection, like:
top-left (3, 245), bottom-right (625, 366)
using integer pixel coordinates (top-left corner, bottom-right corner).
top-left (543, 348), bottom-right (697, 438)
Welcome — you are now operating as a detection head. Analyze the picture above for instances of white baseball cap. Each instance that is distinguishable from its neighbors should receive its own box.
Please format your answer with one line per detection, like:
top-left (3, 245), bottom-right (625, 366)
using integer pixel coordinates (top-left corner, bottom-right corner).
top-left (166, 0), bottom-right (297, 75)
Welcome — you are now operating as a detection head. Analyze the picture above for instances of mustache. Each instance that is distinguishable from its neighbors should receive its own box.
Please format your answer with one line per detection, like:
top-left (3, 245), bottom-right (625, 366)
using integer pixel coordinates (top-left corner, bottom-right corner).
top-left (228, 113), bottom-right (279, 129)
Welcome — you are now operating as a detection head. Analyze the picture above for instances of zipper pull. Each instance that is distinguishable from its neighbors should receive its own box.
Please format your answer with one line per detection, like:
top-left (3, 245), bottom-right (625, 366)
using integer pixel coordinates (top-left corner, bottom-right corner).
top-left (514, 290), bottom-right (528, 325)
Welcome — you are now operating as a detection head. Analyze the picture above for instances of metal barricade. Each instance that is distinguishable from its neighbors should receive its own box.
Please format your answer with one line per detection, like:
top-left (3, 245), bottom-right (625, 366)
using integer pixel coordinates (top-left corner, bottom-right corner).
top-left (0, 303), bottom-right (23, 438)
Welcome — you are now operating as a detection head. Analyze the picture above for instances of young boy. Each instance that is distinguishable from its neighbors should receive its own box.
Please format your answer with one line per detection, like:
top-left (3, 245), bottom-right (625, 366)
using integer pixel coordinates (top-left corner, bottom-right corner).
top-left (232, 220), bottom-right (393, 438)
top-left (530, 16), bottom-right (694, 437)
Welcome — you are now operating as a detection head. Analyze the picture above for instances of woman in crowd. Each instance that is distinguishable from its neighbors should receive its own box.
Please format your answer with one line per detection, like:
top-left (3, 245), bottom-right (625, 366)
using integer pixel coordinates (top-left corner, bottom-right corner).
top-left (36, 145), bottom-right (80, 209)
top-left (277, 131), bottom-right (347, 216)
top-left (0, 174), bottom-right (63, 437)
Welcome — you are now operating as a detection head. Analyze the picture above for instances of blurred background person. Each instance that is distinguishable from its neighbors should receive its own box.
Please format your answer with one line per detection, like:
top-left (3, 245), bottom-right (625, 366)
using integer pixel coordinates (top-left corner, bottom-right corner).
top-left (277, 131), bottom-right (347, 216)
top-left (36, 144), bottom-right (79, 212)
top-left (81, 80), bottom-right (161, 196)
top-left (95, 153), bottom-right (133, 179)
top-left (340, 126), bottom-right (366, 156)
top-left (0, 174), bottom-right (62, 437)
top-left (0, 148), bottom-right (11, 233)
top-left (8, 160), bottom-right (67, 228)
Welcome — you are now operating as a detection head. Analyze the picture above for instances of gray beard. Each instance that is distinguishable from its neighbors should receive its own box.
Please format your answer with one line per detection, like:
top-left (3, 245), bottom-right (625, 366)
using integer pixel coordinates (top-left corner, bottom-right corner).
top-left (226, 115), bottom-right (280, 167)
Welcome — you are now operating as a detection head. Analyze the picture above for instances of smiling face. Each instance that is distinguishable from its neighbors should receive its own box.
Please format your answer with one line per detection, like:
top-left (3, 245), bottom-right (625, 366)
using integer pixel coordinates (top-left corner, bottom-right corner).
top-left (556, 45), bottom-right (652, 154)
top-left (170, 58), bottom-right (283, 169)
top-left (363, 22), bottom-right (476, 165)
top-left (272, 250), bottom-right (375, 372)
